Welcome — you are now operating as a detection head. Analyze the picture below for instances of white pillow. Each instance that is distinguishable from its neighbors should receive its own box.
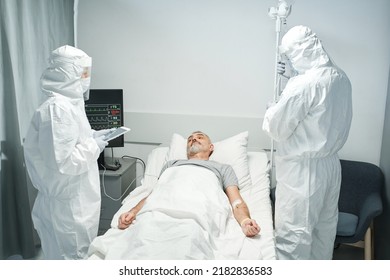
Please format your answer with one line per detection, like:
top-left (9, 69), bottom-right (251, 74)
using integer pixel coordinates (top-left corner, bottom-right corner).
top-left (166, 131), bottom-right (252, 189)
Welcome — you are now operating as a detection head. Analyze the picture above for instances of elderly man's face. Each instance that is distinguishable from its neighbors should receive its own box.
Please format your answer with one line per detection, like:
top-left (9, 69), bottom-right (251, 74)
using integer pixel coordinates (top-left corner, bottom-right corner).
top-left (186, 132), bottom-right (213, 157)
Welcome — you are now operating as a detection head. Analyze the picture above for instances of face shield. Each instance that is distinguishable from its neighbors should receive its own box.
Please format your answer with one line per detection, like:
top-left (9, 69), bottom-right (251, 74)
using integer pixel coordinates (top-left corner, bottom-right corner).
top-left (278, 48), bottom-right (297, 77)
top-left (279, 37), bottom-right (302, 69)
top-left (42, 45), bottom-right (93, 100)
top-left (279, 26), bottom-right (331, 74)
top-left (77, 56), bottom-right (92, 101)
top-left (80, 66), bottom-right (91, 100)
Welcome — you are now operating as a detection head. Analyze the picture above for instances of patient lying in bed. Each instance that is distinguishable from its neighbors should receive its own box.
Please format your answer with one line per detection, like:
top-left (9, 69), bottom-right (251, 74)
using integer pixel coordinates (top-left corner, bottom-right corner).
top-left (89, 131), bottom-right (260, 259)
top-left (119, 131), bottom-right (260, 237)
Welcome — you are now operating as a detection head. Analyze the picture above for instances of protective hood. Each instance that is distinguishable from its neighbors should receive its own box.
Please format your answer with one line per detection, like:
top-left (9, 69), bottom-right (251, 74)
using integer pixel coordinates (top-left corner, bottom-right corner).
top-left (40, 45), bottom-right (92, 99)
top-left (279, 25), bottom-right (332, 74)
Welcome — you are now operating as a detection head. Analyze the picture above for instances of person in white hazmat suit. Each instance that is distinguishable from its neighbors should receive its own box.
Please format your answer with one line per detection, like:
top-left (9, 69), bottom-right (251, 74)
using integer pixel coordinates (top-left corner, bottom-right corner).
top-left (23, 45), bottom-right (113, 259)
top-left (262, 26), bottom-right (352, 260)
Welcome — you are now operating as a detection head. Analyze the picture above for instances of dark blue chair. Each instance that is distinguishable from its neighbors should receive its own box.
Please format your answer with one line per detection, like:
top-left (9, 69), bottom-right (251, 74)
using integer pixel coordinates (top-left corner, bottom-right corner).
top-left (335, 159), bottom-right (383, 260)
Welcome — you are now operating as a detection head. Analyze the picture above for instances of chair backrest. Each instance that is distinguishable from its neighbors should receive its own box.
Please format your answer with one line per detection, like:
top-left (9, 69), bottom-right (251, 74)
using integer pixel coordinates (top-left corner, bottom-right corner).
top-left (338, 160), bottom-right (383, 216)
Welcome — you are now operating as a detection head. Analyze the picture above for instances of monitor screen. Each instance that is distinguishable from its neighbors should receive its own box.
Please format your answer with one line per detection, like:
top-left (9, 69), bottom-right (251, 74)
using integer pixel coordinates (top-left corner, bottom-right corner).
top-left (85, 89), bottom-right (124, 148)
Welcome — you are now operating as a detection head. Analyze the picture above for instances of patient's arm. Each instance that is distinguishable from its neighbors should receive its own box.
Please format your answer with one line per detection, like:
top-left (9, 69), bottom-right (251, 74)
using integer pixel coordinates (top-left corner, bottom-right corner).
top-left (118, 196), bottom-right (148, 229)
top-left (225, 186), bottom-right (261, 237)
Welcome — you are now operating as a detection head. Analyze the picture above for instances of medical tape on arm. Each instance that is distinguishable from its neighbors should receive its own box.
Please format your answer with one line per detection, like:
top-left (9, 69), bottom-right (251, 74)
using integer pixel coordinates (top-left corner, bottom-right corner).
top-left (240, 218), bottom-right (252, 227)
top-left (232, 199), bottom-right (243, 209)
top-left (232, 199), bottom-right (251, 226)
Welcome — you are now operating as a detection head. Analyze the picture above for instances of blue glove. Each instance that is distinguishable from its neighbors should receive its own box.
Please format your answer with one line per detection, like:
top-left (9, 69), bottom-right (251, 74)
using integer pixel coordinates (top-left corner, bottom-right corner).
top-left (95, 136), bottom-right (108, 153)
top-left (93, 128), bottom-right (116, 139)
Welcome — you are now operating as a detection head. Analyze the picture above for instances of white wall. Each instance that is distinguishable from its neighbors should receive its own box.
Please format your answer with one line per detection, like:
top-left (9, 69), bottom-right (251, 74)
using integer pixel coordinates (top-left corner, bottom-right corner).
top-left (77, 0), bottom-right (390, 165)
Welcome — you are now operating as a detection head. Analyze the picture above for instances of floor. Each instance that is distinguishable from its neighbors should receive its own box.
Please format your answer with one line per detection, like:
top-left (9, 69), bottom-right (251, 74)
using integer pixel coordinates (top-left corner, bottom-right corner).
top-left (333, 244), bottom-right (365, 260)
top-left (8, 244), bottom-right (364, 260)
top-left (6, 246), bottom-right (43, 260)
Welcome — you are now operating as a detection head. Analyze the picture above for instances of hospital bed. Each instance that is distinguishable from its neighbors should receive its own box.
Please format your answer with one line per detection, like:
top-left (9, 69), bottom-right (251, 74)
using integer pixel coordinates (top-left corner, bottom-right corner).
top-left (88, 131), bottom-right (276, 260)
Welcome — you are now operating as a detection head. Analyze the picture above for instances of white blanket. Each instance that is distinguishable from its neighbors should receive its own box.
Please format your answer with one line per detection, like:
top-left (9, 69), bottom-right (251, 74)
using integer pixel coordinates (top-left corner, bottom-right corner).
top-left (89, 165), bottom-right (263, 259)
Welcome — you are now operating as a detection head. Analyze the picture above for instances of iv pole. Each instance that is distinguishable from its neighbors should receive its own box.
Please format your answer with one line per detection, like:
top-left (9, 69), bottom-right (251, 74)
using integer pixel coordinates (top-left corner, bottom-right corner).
top-left (267, 1), bottom-right (292, 187)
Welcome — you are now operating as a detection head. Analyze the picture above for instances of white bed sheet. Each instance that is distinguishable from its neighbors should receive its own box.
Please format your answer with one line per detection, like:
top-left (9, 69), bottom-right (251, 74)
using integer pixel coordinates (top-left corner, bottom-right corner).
top-left (87, 147), bottom-right (276, 260)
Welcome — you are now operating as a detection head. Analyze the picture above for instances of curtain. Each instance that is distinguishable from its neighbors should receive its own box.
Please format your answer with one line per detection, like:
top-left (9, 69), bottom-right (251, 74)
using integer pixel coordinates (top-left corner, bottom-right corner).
top-left (0, 0), bottom-right (75, 259)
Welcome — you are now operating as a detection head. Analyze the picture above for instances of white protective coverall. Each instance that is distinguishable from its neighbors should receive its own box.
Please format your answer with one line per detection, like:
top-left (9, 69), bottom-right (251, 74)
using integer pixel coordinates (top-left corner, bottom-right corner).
top-left (262, 26), bottom-right (352, 259)
top-left (24, 45), bottom-right (102, 259)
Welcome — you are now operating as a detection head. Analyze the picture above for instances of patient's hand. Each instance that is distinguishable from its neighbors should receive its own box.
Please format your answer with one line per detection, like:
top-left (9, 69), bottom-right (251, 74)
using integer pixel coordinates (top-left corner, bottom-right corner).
top-left (118, 211), bottom-right (136, 229)
top-left (241, 218), bottom-right (261, 237)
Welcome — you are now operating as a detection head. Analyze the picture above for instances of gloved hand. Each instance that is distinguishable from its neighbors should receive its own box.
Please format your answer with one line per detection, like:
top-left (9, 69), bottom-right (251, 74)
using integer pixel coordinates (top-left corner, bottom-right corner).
top-left (277, 61), bottom-right (285, 75)
top-left (277, 61), bottom-right (292, 79)
top-left (93, 128), bottom-right (116, 139)
top-left (95, 136), bottom-right (108, 153)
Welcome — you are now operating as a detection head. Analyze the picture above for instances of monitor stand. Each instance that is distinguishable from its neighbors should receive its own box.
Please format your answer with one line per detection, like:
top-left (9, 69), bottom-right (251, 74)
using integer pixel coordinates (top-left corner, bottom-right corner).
top-left (98, 152), bottom-right (121, 171)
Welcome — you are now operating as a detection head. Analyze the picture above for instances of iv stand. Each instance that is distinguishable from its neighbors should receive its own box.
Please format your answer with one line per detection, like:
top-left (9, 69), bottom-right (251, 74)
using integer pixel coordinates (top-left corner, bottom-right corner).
top-left (268, 0), bottom-right (292, 187)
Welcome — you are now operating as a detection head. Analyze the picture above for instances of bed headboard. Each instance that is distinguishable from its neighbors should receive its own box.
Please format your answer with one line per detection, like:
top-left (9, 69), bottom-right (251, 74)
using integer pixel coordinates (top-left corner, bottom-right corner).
top-left (123, 112), bottom-right (271, 151)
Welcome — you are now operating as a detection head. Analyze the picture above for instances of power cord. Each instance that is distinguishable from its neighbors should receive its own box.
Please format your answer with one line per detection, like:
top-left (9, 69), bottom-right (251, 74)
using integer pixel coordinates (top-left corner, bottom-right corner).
top-left (122, 155), bottom-right (146, 175)
top-left (98, 148), bottom-right (122, 171)
top-left (99, 152), bottom-right (147, 201)
top-left (100, 165), bottom-right (145, 201)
